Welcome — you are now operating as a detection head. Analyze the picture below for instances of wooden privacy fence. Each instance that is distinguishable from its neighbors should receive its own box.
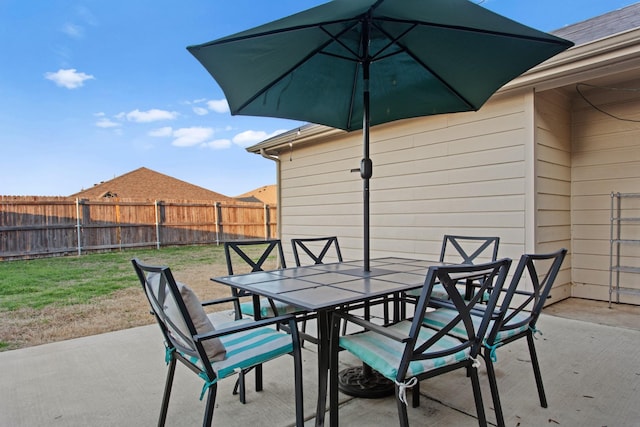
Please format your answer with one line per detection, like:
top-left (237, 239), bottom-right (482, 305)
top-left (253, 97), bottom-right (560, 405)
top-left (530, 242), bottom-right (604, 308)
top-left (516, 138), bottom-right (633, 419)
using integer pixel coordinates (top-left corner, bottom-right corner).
top-left (0, 197), bottom-right (277, 260)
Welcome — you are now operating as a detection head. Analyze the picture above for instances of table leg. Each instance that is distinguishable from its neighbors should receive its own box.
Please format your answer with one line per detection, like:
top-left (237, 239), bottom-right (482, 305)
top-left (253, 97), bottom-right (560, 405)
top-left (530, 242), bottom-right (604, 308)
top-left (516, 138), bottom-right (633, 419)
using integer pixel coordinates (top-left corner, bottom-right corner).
top-left (315, 310), bottom-right (329, 427)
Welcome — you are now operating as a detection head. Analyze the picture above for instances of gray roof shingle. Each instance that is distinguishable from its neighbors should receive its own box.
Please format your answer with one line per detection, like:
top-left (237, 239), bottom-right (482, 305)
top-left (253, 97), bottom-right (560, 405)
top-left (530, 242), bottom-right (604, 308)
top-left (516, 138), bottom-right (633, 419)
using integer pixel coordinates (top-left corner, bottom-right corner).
top-left (552, 2), bottom-right (640, 45)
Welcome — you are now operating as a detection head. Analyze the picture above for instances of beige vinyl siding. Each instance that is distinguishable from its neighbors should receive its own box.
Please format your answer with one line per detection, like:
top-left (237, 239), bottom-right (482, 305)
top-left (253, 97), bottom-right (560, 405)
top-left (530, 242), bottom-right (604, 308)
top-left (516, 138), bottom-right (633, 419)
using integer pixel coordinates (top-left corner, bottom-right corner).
top-left (280, 91), bottom-right (533, 264)
top-left (570, 79), bottom-right (640, 303)
top-left (534, 89), bottom-right (573, 302)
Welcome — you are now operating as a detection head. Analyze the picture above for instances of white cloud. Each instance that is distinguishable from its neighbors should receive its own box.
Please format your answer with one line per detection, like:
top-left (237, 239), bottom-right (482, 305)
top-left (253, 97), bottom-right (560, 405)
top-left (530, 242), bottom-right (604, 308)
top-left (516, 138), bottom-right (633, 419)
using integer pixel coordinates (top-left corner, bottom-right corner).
top-left (193, 106), bottom-right (209, 116)
top-left (203, 139), bottom-right (232, 149)
top-left (126, 109), bottom-right (178, 123)
top-left (75, 5), bottom-right (97, 26)
top-left (232, 129), bottom-right (288, 148)
top-left (96, 118), bottom-right (120, 128)
top-left (149, 126), bottom-right (173, 137)
top-left (44, 68), bottom-right (94, 89)
top-left (172, 127), bottom-right (214, 147)
top-left (207, 99), bottom-right (230, 114)
top-left (62, 23), bottom-right (83, 38)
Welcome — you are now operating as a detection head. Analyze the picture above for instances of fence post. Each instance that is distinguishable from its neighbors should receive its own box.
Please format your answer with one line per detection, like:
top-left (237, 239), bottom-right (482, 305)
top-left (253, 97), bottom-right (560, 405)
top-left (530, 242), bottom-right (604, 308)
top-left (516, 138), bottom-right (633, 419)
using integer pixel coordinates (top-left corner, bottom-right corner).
top-left (215, 202), bottom-right (222, 244)
top-left (264, 204), bottom-right (270, 240)
top-left (75, 198), bottom-right (82, 255)
top-left (154, 200), bottom-right (161, 249)
top-left (214, 202), bottom-right (220, 245)
top-left (115, 200), bottom-right (122, 250)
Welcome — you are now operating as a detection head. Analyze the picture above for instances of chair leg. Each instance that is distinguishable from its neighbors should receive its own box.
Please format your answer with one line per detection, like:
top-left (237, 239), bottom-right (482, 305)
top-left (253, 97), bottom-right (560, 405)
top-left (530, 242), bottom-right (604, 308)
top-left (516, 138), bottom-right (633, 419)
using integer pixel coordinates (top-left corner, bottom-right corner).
top-left (292, 334), bottom-right (305, 427)
top-left (412, 381), bottom-right (420, 408)
top-left (255, 364), bottom-right (263, 392)
top-left (470, 367), bottom-right (488, 427)
top-left (158, 357), bottom-right (177, 427)
top-left (396, 384), bottom-right (410, 427)
top-left (329, 315), bottom-right (341, 427)
top-left (483, 352), bottom-right (505, 427)
top-left (233, 371), bottom-right (247, 404)
top-left (301, 319), bottom-right (307, 347)
top-left (527, 332), bottom-right (548, 408)
top-left (202, 382), bottom-right (218, 427)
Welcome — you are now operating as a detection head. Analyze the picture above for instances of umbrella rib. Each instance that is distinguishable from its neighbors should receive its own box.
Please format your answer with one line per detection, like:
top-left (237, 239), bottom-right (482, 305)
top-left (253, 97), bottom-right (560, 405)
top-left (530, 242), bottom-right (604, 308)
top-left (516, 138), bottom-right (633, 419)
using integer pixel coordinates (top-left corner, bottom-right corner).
top-left (318, 21), bottom-right (365, 61)
top-left (191, 17), bottom-right (361, 47)
top-left (234, 21), bottom-right (364, 115)
top-left (371, 20), bottom-right (477, 110)
top-left (373, 17), bottom-right (572, 47)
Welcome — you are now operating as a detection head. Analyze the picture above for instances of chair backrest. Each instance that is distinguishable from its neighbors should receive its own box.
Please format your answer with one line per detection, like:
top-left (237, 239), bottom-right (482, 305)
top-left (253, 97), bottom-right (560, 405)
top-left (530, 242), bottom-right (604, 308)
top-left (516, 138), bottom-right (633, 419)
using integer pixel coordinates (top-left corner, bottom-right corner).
top-left (439, 235), bottom-right (500, 264)
top-left (131, 258), bottom-right (226, 372)
top-left (224, 239), bottom-right (286, 275)
top-left (402, 258), bottom-right (512, 377)
top-left (490, 248), bottom-right (567, 339)
top-left (291, 236), bottom-right (343, 266)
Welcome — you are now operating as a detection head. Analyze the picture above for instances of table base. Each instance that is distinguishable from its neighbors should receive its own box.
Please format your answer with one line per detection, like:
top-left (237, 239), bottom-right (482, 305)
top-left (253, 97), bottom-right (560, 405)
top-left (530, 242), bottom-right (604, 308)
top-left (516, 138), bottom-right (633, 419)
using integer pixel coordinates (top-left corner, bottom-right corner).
top-left (337, 366), bottom-right (395, 398)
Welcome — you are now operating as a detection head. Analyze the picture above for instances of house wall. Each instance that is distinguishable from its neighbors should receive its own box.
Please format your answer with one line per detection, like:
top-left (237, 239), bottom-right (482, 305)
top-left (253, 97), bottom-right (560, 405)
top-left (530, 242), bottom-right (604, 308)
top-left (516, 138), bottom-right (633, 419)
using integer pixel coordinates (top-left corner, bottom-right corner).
top-left (570, 79), bottom-right (640, 303)
top-left (279, 90), bottom-right (536, 266)
top-left (534, 89), bottom-right (573, 302)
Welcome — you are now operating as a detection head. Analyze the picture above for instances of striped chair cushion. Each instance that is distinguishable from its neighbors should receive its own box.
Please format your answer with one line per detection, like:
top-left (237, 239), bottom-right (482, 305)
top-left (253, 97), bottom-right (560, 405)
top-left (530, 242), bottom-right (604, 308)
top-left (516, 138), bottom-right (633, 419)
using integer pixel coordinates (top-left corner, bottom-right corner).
top-left (240, 299), bottom-right (302, 318)
top-left (187, 318), bottom-right (293, 381)
top-left (422, 308), bottom-right (529, 346)
top-left (339, 320), bottom-right (470, 381)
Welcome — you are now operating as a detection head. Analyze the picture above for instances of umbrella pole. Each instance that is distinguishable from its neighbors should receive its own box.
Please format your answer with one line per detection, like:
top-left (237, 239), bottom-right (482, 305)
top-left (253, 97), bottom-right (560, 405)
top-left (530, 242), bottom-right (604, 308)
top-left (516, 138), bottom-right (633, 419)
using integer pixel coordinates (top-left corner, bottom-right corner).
top-left (363, 78), bottom-right (371, 272)
top-left (362, 19), bottom-right (372, 273)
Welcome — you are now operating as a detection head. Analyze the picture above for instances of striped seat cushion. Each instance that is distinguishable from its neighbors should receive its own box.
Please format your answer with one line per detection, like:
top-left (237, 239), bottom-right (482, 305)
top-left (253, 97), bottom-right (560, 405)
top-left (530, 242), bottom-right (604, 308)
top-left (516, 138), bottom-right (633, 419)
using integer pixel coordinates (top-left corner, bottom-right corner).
top-left (339, 320), bottom-right (470, 381)
top-left (240, 299), bottom-right (302, 318)
top-left (186, 318), bottom-right (293, 381)
top-left (422, 308), bottom-right (529, 346)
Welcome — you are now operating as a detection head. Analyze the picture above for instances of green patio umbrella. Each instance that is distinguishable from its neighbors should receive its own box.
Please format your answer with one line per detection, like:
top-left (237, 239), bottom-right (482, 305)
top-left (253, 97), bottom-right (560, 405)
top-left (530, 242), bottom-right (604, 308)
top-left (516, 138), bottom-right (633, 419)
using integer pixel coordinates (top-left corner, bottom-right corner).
top-left (187, 0), bottom-right (573, 271)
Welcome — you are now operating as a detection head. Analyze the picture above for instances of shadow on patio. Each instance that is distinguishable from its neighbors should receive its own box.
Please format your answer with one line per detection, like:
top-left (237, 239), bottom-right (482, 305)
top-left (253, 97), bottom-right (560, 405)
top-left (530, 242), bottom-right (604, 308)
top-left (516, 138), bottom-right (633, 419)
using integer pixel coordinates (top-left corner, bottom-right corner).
top-left (1, 298), bottom-right (638, 426)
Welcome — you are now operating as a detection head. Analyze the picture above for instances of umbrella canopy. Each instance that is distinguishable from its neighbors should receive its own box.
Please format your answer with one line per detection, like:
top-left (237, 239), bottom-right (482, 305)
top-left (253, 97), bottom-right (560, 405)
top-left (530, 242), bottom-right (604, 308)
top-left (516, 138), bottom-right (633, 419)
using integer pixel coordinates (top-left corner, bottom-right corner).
top-left (187, 0), bottom-right (573, 270)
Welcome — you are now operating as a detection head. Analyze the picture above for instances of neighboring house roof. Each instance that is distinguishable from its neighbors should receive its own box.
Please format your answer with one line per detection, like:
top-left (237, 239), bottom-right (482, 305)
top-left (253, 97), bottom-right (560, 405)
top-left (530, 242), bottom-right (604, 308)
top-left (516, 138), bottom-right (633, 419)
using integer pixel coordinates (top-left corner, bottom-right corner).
top-left (552, 2), bottom-right (640, 45)
top-left (234, 185), bottom-right (277, 204)
top-left (70, 167), bottom-right (233, 201)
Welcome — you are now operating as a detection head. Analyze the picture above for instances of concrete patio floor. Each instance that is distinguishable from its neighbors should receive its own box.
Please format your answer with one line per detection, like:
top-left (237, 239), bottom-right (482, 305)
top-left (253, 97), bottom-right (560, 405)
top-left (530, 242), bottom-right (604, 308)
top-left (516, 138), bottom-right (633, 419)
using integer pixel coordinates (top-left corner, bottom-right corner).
top-left (1, 298), bottom-right (639, 426)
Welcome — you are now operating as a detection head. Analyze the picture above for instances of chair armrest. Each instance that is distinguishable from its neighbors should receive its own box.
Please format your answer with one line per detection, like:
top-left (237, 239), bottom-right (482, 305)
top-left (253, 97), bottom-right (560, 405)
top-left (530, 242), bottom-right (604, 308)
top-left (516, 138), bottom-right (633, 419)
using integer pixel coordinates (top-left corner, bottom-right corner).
top-left (194, 313), bottom-right (298, 342)
top-left (333, 312), bottom-right (410, 343)
top-left (200, 296), bottom-right (240, 307)
top-left (512, 289), bottom-right (534, 297)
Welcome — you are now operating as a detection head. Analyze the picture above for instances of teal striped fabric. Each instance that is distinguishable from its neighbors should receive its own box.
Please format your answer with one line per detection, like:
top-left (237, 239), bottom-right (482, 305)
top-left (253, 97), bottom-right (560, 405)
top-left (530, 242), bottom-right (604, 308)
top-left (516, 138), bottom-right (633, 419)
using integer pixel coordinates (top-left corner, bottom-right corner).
top-left (240, 300), bottom-right (301, 317)
top-left (422, 308), bottom-right (529, 346)
top-left (339, 320), bottom-right (470, 381)
top-left (187, 319), bottom-right (293, 381)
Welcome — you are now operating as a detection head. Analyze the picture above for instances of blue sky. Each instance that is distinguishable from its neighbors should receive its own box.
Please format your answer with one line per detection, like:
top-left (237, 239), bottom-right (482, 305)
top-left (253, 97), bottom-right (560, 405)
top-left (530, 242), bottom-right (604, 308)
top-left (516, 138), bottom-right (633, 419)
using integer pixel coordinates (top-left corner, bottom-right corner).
top-left (0, 0), bottom-right (636, 197)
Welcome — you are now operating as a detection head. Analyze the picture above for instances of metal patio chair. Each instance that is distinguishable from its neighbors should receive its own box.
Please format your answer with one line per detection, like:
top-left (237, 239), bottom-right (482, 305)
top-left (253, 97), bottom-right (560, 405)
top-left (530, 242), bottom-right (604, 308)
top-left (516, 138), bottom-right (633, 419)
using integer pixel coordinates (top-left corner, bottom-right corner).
top-left (433, 235), bottom-right (500, 300)
top-left (132, 258), bottom-right (304, 427)
top-left (291, 236), bottom-right (356, 333)
top-left (291, 236), bottom-right (343, 266)
top-left (224, 239), bottom-right (300, 319)
top-left (422, 248), bottom-right (567, 427)
top-left (329, 258), bottom-right (512, 427)
top-left (403, 235), bottom-right (501, 318)
top-left (224, 240), bottom-right (315, 401)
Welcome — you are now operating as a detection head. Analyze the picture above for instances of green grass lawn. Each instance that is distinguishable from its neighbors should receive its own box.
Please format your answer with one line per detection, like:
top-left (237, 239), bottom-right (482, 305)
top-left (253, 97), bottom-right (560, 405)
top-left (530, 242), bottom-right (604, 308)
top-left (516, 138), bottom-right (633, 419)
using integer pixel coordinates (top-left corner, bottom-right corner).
top-left (0, 244), bottom-right (228, 311)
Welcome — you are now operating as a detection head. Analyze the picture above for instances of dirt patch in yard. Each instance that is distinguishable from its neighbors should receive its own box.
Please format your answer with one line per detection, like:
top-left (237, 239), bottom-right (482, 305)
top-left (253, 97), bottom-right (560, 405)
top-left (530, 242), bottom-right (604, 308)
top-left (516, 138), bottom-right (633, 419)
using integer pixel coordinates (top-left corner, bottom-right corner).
top-left (0, 263), bottom-right (234, 351)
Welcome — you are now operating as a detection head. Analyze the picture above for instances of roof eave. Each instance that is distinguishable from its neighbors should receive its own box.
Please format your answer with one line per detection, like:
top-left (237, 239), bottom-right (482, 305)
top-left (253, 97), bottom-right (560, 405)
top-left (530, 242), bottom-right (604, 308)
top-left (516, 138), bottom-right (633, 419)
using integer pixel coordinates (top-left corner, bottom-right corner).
top-left (501, 26), bottom-right (640, 93)
top-left (246, 123), bottom-right (344, 156)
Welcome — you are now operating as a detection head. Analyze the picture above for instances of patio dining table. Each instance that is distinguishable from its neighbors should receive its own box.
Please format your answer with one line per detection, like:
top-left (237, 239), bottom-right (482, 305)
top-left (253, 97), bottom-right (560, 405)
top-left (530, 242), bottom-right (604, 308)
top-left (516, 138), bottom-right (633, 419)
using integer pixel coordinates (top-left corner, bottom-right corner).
top-left (211, 257), bottom-right (443, 427)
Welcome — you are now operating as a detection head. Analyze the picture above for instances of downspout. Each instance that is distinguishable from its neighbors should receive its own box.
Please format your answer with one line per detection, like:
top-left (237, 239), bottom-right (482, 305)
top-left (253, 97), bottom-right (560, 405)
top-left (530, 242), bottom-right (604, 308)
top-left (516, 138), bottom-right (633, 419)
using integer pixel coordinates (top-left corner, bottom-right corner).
top-left (259, 148), bottom-right (281, 240)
